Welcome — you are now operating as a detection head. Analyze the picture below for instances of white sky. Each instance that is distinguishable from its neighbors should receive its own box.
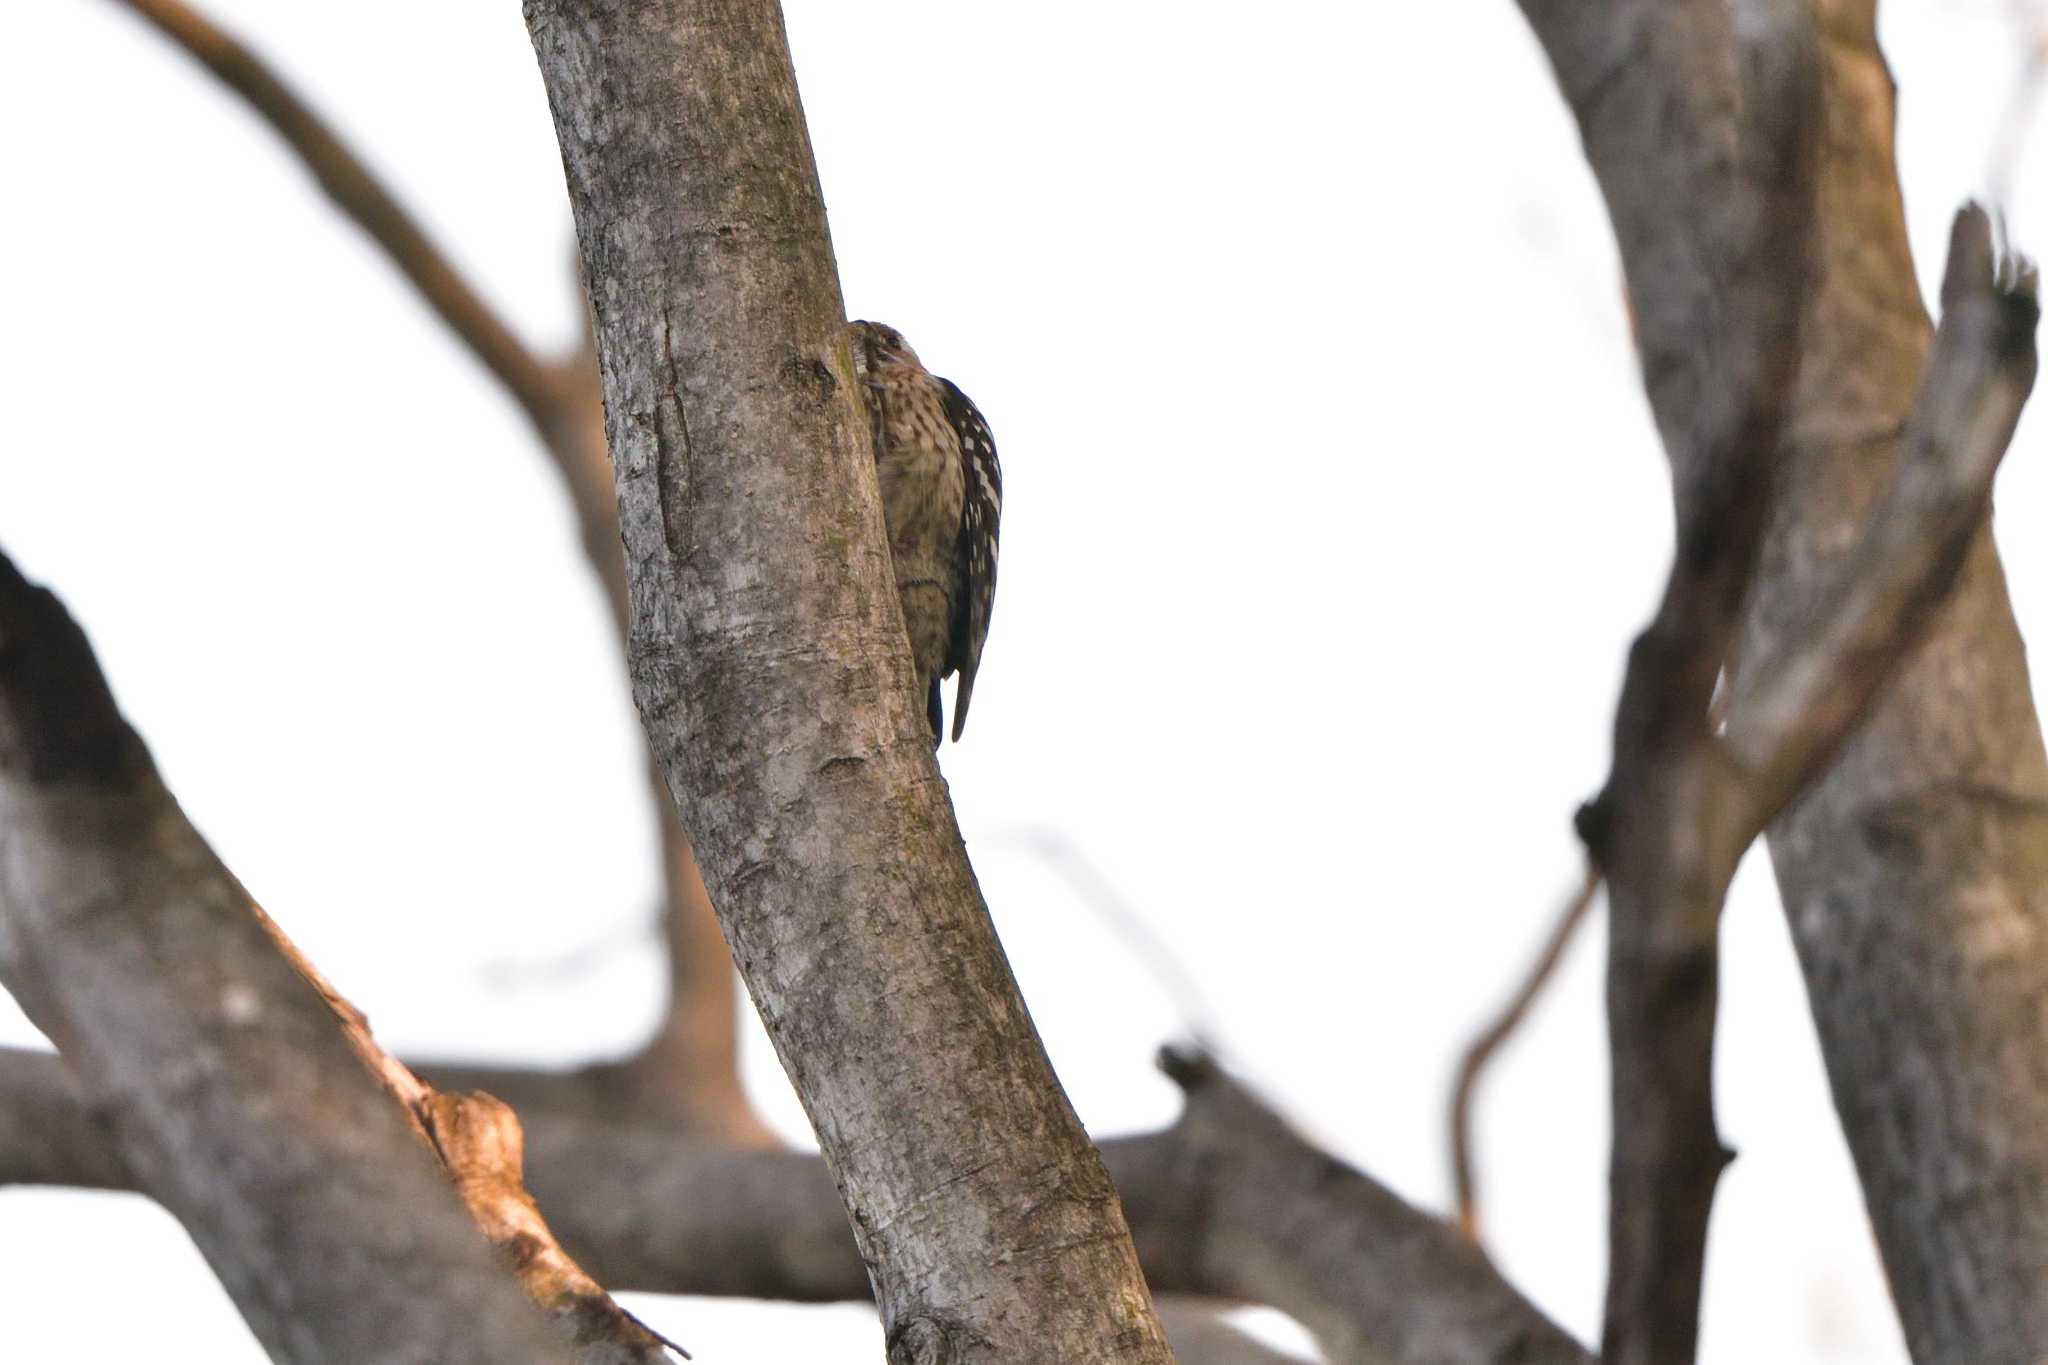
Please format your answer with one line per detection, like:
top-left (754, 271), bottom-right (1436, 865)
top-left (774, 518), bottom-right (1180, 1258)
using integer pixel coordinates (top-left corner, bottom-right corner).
top-left (2, 4), bottom-right (2043, 1361)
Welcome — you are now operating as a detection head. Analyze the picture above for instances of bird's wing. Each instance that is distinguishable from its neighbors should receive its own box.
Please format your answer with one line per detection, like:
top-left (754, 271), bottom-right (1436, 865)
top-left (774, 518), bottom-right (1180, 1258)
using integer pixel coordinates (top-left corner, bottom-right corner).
top-left (938, 376), bottom-right (1001, 741)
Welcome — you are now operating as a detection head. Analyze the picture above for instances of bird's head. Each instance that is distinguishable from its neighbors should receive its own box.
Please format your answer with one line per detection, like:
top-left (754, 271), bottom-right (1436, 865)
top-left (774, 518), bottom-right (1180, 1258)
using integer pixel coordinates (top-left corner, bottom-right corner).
top-left (850, 319), bottom-right (921, 372)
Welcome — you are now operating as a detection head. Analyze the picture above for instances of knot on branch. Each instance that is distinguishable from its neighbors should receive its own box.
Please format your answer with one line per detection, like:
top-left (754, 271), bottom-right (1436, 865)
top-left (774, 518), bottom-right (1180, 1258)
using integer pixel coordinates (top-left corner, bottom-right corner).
top-left (1574, 793), bottom-right (1614, 870)
top-left (424, 1090), bottom-right (526, 1187)
top-left (782, 349), bottom-right (839, 406)
top-left (887, 1312), bottom-right (987, 1365)
top-left (1156, 1042), bottom-right (1219, 1093)
top-left (420, 1089), bottom-right (684, 1361)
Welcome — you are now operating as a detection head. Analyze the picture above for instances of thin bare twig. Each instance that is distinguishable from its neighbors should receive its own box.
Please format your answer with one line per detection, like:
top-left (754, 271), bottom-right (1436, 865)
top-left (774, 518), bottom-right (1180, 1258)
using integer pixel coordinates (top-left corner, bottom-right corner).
top-left (111, 0), bottom-right (571, 432)
top-left (976, 825), bottom-right (1225, 1048)
top-left (107, 0), bottom-right (616, 579)
top-left (1449, 862), bottom-right (1601, 1241)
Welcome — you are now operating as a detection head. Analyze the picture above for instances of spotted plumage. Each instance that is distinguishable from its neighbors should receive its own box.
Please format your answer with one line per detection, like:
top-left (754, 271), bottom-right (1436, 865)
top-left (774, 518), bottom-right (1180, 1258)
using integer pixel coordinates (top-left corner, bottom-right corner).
top-left (849, 320), bottom-right (1002, 745)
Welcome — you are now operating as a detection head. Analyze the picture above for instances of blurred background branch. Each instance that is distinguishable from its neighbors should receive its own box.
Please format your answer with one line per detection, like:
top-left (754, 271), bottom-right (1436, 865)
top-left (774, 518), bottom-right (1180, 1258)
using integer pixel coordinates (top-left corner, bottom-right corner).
top-left (109, 0), bottom-right (760, 1144)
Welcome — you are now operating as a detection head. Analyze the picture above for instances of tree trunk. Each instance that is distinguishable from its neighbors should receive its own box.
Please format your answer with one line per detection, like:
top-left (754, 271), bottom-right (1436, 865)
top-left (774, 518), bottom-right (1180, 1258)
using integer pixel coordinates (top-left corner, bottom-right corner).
top-left (521, 3), bottom-right (1175, 1360)
top-left (1739, 3), bottom-right (2048, 1356)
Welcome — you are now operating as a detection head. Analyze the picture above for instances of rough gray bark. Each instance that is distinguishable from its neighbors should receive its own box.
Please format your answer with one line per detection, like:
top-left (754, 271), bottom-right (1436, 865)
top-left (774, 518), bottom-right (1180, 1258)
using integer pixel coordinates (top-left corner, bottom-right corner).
top-left (1733, 3), bottom-right (2048, 1357)
top-left (0, 1043), bottom-right (1589, 1365)
top-left (0, 559), bottom-right (577, 1365)
top-left (521, 3), bottom-right (1173, 1361)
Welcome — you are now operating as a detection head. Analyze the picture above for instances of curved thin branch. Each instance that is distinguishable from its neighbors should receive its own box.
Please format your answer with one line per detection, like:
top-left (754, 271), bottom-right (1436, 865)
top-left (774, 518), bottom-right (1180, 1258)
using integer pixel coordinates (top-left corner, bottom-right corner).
top-left (107, 0), bottom-right (619, 622)
top-left (109, 0), bottom-right (568, 434)
top-left (1449, 864), bottom-right (1601, 1241)
top-left (978, 826), bottom-right (1224, 1047)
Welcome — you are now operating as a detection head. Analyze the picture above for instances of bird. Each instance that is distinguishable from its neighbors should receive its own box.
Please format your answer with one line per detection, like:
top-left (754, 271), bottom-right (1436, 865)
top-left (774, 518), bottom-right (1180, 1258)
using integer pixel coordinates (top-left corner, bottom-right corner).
top-left (848, 320), bottom-right (1002, 746)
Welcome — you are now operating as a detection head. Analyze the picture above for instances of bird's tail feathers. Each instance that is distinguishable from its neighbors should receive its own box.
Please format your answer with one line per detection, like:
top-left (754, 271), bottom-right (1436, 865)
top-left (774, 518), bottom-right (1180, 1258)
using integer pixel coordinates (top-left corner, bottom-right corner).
top-left (926, 675), bottom-right (945, 749)
top-left (949, 667), bottom-right (978, 743)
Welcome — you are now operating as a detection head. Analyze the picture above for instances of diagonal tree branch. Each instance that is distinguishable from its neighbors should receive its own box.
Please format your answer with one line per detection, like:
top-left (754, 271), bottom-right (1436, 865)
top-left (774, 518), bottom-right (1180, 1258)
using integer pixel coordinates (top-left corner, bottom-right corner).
top-left (1724, 207), bottom-right (2041, 816)
top-left (235, 889), bottom-right (680, 1362)
top-left (1149, 1050), bottom-right (1591, 1365)
top-left (0, 554), bottom-right (647, 1365)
